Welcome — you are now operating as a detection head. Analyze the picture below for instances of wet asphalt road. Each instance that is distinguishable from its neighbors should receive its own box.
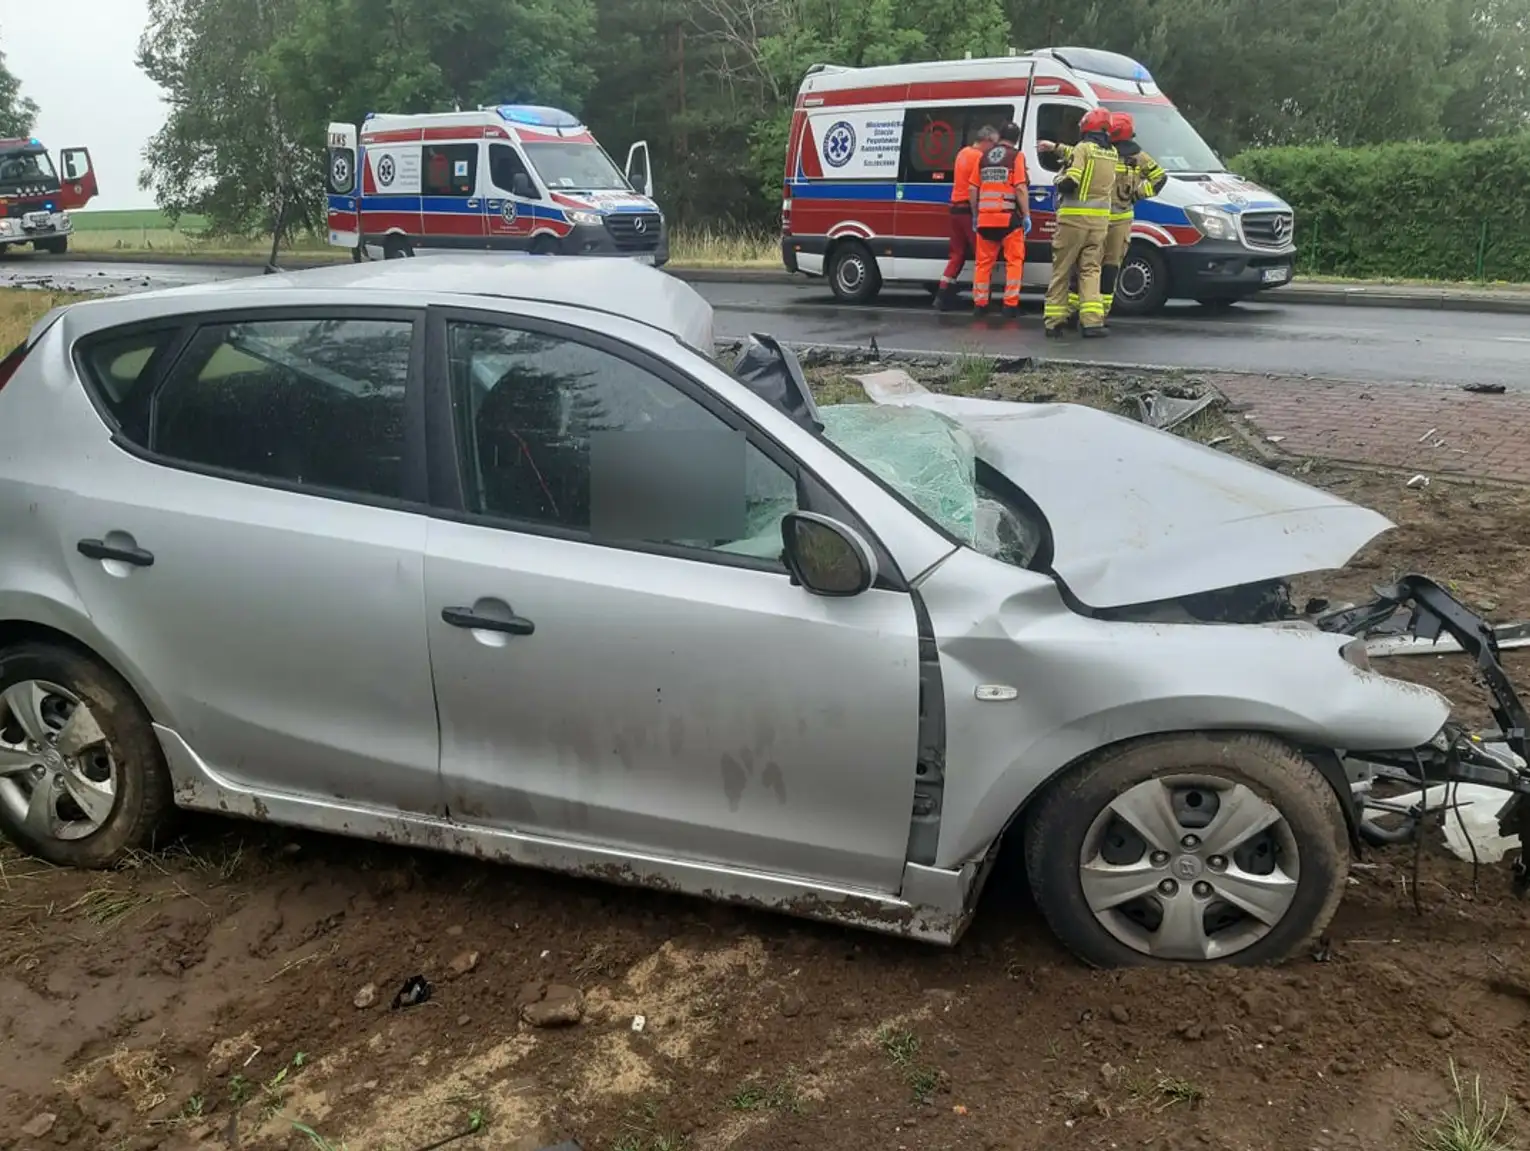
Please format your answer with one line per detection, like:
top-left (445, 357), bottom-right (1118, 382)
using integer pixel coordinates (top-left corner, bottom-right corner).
top-left (5, 259), bottom-right (1528, 390)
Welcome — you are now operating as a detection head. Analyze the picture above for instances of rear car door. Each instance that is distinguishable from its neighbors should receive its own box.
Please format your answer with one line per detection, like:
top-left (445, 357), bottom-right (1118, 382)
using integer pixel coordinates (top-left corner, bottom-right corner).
top-left (422, 309), bottom-right (923, 892)
top-left (56, 308), bottom-right (441, 814)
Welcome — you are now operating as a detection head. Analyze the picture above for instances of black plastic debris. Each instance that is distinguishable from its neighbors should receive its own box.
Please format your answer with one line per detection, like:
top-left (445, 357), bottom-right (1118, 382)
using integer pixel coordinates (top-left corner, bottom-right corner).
top-left (1463, 382), bottom-right (1507, 394)
top-left (391, 974), bottom-right (433, 1009)
top-left (733, 333), bottom-right (824, 433)
top-left (1131, 388), bottom-right (1219, 431)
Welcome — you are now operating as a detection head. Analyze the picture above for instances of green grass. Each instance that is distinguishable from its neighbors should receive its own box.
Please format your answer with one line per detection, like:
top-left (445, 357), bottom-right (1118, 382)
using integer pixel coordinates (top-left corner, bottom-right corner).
top-left (1405, 1062), bottom-right (1513, 1151)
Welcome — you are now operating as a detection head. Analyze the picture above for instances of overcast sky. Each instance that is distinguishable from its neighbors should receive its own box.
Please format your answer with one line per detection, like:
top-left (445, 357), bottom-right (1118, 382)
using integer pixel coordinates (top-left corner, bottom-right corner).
top-left (5, 0), bottom-right (163, 210)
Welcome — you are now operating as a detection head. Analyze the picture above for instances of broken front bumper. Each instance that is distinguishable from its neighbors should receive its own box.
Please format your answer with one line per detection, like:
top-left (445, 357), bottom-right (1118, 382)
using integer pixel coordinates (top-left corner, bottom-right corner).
top-left (1319, 575), bottom-right (1530, 892)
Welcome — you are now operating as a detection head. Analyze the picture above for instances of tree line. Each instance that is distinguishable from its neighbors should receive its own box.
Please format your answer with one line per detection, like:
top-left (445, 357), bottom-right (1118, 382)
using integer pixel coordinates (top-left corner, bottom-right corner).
top-left (5, 2), bottom-right (1530, 237)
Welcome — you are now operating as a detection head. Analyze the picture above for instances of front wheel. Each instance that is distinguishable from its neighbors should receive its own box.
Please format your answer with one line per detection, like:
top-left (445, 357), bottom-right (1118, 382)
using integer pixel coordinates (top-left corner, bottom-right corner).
top-left (1024, 733), bottom-right (1349, 967)
top-left (827, 241), bottom-right (882, 305)
top-left (0, 644), bottom-right (175, 868)
top-left (35, 236), bottom-right (68, 256)
top-left (1110, 242), bottom-right (1169, 316)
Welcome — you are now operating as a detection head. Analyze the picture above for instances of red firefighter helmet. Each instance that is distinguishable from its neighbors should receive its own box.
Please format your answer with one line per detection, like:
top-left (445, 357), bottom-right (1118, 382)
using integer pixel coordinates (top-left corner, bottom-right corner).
top-left (1108, 112), bottom-right (1135, 142)
top-left (1079, 107), bottom-right (1112, 135)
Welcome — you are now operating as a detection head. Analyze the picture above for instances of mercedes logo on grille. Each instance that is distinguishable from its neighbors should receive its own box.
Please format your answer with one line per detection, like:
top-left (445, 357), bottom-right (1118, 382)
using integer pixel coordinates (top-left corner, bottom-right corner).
top-left (632, 217), bottom-right (647, 234)
top-left (1273, 215), bottom-right (1292, 241)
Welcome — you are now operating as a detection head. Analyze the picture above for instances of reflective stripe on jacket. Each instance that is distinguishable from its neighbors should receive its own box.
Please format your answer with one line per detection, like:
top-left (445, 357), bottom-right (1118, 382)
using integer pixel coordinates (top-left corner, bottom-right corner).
top-left (975, 142), bottom-right (1027, 231)
top-left (1058, 139), bottom-right (1117, 218)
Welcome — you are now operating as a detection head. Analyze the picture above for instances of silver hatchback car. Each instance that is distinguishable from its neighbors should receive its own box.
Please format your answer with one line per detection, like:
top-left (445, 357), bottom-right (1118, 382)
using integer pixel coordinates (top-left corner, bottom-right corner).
top-left (2, 258), bottom-right (1525, 968)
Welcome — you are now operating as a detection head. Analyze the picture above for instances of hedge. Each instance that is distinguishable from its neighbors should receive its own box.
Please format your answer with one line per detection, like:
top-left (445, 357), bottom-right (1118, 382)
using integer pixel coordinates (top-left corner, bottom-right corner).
top-left (1230, 135), bottom-right (1530, 282)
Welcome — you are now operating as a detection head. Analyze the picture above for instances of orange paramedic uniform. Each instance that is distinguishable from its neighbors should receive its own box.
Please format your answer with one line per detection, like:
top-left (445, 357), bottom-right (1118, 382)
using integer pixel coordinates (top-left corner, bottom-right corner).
top-left (972, 142), bottom-right (1028, 310)
top-left (939, 145), bottom-right (984, 292)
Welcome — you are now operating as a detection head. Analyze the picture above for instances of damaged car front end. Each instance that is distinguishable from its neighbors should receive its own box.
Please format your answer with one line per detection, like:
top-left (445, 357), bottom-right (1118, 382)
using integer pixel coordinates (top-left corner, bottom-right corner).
top-left (732, 337), bottom-right (1530, 964)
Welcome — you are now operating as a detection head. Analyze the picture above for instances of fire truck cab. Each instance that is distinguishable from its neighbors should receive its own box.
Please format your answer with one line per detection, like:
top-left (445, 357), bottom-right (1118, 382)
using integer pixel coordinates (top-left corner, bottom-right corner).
top-left (781, 47), bottom-right (1296, 314)
top-left (326, 106), bottom-right (666, 265)
top-left (0, 138), bottom-right (97, 255)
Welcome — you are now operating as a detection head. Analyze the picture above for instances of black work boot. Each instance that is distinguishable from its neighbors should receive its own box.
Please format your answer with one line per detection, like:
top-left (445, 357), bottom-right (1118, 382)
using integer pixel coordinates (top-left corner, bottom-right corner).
top-left (1081, 324), bottom-right (1109, 339)
top-left (1001, 303), bottom-right (1020, 319)
top-left (1063, 313), bottom-right (1080, 331)
top-left (934, 284), bottom-right (960, 312)
top-left (1044, 325), bottom-right (1066, 339)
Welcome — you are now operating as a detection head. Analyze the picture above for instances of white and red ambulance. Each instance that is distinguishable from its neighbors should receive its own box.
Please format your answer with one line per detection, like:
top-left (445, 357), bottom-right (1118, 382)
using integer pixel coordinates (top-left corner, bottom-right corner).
top-left (325, 105), bottom-right (666, 265)
top-left (781, 46), bottom-right (1295, 314)
top-left (0, 136), bottom-right (97, 255)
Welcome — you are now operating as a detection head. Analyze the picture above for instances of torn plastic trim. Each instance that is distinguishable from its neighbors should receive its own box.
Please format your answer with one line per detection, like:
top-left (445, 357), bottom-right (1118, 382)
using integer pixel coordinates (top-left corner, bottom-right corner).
top-left (1317, 575), bottom-right (1530, 893)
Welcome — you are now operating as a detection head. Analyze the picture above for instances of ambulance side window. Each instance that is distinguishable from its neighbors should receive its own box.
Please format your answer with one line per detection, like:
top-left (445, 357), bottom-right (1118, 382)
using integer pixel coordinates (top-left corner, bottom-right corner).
top-left (424, 144), bottom-right (478, 197)
top-left (899, 104), bottom-right (1013, 184)
top-left (489, 144), bottom-right (539, 200)
top-left (1036, 104), bottom-right (1085, 172)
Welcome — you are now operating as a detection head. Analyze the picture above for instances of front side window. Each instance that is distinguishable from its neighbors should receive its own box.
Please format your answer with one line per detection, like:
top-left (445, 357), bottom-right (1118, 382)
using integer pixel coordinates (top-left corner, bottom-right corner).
top-left (447, 322), bottom-right (798, 560)
top-left (520, 142), bottom-right (629, 191)
top-left (489, 144), bottom-right (538, 198)
top-left (149, 316), bottom-right (414, 500)
top-left (424, 144), bottom-right (478, 196)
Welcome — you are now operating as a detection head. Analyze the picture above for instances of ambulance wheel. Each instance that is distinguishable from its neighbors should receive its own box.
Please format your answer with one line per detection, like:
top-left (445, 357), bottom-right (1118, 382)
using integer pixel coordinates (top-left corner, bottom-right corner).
top-left (531, 236), bottom-right (561, 256)
top-left (383, 235), bottom-right (413, 260)
top-left (1111, 243), bottom-right (1169, 316)
top-left (827, 241), bottom-right (881, 305)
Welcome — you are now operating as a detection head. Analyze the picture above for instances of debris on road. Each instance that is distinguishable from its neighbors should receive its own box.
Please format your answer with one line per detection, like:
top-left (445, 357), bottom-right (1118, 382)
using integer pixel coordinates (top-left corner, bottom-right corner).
top-left (1366, 620), bottom-right (1530, 658)
top-left (521, 983), bottom-right (585, 1028)
top-left (353, 982), bottom-right (378, 1009)
top-left (1130, 386), bottom-right (1219, 431)
top-left (1463, 382), bottom-right (1507, 394)
top-left (391, 975), bottom-right (433, 1009)
top-left (1407, 474), bottom-right (1430, 488)
top-left (447, 950), bottom-right (480, 979)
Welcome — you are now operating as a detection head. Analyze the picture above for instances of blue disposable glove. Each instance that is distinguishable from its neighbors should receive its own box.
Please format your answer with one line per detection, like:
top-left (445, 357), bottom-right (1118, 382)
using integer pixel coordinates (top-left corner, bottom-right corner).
top-left (1022, 216), bottom-right (1033, 235)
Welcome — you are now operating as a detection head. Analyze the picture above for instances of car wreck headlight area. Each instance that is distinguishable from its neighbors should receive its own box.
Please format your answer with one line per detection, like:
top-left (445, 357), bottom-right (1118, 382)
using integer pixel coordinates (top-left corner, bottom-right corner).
top-left (1317, 574), bottom-right (1530, 893)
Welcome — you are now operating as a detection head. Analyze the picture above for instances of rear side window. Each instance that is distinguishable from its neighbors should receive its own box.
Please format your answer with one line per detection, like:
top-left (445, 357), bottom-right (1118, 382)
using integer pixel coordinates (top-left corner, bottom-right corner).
top-left (146, 316), bottom-right (416, 502)
top-left (424, 144), bottom-right (477, 196)
top-left (75, 327), bottom-right (184, 439)
top-left (899, 104), bottom-right (1016, 183)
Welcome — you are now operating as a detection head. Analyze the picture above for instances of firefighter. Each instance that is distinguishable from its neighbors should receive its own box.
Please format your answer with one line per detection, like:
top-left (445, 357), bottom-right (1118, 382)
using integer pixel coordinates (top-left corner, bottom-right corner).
top-left (969, 121), bottom-right (1031, 317)
top-left (935, 125), bottom-right (999, 311)
top-left (1102, 111), bottom-right (1168, 323)
top-left (1038, 107), bottom-right (1116, 337)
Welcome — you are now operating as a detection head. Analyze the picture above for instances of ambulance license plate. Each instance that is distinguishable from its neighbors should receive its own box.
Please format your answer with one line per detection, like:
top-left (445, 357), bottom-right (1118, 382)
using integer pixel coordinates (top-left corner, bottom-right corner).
top-left (1262, 266), bottom-right (1290, 284)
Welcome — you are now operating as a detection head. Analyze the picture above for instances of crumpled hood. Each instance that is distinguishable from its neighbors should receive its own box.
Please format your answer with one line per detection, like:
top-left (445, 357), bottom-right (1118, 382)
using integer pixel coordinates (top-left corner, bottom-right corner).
top-left (863, 388), bottom-right (1393, 608)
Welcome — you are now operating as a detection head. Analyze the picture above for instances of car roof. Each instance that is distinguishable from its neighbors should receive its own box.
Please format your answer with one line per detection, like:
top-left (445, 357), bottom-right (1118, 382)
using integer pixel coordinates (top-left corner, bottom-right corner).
top-left (54, 256), bottom-right (716, 351)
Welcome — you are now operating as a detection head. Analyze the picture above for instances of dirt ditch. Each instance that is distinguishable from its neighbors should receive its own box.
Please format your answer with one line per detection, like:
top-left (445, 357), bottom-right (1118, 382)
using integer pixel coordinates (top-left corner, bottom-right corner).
top-left (4, 362), bottom-right (1530, 1151)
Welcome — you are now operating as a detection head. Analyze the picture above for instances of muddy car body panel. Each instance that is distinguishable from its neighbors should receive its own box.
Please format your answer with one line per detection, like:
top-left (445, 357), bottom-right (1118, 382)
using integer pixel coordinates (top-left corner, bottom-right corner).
top-left (0, 260), bottom-right (1504, 956)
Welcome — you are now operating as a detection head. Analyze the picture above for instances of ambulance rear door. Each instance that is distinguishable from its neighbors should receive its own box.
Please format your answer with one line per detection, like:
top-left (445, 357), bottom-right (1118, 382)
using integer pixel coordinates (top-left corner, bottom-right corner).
top-left (326, 123), bottom-right (360, 249)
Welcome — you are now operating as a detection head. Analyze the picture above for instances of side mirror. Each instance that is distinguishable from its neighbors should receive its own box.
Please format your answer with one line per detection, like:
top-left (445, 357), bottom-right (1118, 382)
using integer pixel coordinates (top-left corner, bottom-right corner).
top-left (625, 140), bottom-right (654, 198)
top-left (511, 171), bottom-right (536, 199)
top-left (780, 512), bottom-right (877, 597)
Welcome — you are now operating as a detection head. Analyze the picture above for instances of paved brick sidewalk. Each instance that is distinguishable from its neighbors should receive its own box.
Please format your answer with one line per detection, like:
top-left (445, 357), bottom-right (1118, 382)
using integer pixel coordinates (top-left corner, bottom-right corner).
top-left (1212, 375), bottom-right (1530, 484)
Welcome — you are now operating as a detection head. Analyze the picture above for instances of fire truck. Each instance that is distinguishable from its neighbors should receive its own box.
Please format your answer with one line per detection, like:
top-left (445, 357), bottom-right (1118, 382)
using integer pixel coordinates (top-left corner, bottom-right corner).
top-left (0, 137), bottom-right (97, 255)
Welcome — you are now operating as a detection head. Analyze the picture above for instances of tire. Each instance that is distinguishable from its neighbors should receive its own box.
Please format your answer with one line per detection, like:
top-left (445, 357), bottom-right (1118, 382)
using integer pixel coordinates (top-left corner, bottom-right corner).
top-left (1110, 242), bottom-right (1169, 316)
top-left (383, 235), bottom-right (413, 260)
top-left (827, 241), bottom-right (882, 305)
top-left (35, 236), bottom-right (68, 256)
top-left (530, 235), bottom-right (562, 256)
top-left (1023, 733), bottom-right (1349, 968)
top-left (0, 643), bottom-right (175, 868)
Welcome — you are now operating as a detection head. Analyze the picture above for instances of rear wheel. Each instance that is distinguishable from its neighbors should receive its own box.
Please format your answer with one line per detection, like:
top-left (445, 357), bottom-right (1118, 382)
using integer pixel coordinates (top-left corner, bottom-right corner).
top-left (383, 234), bottom-right (413, 260)
top-left (1024, 733), bottom-right (1348, 967)
top-left (827, 241), bottom-right (882, 305)
top-left (1110, 242), bottom-right (1169, 316)
top-left (0, 644), bottom-right (174, 868)
top-left (35, 236), bottom-right (68, 256)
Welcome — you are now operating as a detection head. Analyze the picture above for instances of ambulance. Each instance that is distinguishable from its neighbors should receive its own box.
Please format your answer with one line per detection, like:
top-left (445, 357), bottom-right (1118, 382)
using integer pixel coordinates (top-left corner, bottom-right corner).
top-left (325, 105), bottom-right (666, 265)
top-left (781, 46), bottom-right (1295, 314)
top-left (0, 136), bottom-right (97, 255)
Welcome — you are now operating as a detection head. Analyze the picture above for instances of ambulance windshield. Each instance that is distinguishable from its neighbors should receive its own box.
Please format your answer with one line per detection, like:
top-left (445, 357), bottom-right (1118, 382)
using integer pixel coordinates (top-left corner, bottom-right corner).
top-left (523, 141), bottom-right (630, 191)
top-left (1104, 103), bottom-right (1223, 173)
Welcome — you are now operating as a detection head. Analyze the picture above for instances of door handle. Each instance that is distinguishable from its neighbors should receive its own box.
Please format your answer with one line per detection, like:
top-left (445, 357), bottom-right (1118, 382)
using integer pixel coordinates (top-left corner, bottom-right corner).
top-left (441, 606), bottom-right (535, 636)
top-left (77, 538), bottom-right (154, 567)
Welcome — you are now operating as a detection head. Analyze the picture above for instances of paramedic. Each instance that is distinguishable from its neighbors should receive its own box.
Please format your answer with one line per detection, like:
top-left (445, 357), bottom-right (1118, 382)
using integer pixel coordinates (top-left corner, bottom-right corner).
top-left (935, 124), bottom-right (999, 311)
top-left (969, 121), bottom-right (1031, 318)
top-left (1039, 108), bottom-right (1116, 337)
top-left (1101, 111), bottom-right (1167, 321)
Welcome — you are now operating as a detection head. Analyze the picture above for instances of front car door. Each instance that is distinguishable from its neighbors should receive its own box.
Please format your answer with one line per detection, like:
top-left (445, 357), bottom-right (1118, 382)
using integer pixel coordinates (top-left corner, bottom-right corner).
top-left (56, 307), bottom-right (441, 814)
top-left (483, 142), bottom-right (542, 249)
top-left (422, 308), bottom-right (925, 892)
top-left (1026, 98), bottom-right (1091, 287)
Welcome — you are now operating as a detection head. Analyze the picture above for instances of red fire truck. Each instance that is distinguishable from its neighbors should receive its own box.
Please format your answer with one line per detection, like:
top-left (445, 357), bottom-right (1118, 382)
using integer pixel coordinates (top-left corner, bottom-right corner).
top-left (0, 137), bottom-right (97, 255)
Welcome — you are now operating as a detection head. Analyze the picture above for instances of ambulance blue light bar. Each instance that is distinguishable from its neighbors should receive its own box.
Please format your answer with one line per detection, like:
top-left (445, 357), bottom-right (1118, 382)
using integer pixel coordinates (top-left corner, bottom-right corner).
top-left (494, 105), bottom-right (583, 129)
